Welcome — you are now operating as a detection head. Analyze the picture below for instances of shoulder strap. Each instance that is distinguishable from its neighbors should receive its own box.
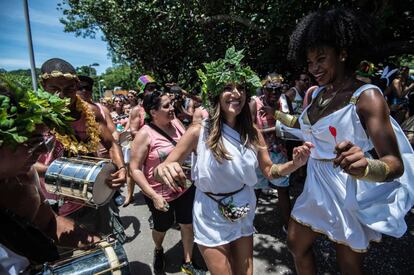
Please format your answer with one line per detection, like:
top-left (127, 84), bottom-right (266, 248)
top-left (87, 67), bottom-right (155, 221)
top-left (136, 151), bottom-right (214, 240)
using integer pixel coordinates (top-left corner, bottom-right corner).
top-left (350, 84), bottom-right (382, 105)
top-left (148, 123), bottom-right (177, 146)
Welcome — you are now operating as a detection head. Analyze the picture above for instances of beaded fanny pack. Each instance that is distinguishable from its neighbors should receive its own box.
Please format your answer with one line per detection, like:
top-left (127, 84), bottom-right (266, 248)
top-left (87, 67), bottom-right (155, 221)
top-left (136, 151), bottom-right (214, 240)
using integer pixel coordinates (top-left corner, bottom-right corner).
top-left (204, 185), bottom-right (250, 222)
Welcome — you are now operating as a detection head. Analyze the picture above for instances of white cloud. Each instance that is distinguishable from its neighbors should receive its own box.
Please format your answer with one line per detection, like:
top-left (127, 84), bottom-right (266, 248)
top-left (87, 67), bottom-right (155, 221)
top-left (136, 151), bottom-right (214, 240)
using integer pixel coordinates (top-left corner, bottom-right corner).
top-left (0, 4), bottom-right (63, 28)
top-left (34, 35), bottom-right (108, 57)
top-left (29, 9), bottom-right (63, 28)
top-left (0, 58), bottom-right (29, 68)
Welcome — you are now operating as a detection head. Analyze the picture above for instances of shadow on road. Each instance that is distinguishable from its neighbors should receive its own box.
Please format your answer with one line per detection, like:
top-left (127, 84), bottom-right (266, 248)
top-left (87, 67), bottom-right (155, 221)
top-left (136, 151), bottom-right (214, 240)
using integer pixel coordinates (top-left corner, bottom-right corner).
top-left (253, 185), bottom-right (414, 274)
top-left (128, 260), bottom-right (152, 274)
top-left (121, 215), bottom-right (141, 242)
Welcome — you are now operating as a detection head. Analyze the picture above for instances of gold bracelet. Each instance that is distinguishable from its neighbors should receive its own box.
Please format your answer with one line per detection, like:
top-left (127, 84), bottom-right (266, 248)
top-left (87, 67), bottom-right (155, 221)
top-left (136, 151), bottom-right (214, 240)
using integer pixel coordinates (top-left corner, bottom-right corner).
top-left (353, 159), bottom-right (390, 182)
top-left (274, 110), bottom-right (298, 128)
top-left (270, 164), bottom-right (282, 179)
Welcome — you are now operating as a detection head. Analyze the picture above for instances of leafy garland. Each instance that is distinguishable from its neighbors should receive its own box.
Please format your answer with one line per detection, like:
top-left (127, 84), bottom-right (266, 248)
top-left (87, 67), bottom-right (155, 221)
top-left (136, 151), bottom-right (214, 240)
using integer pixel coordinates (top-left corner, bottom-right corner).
top-left (0, 74), bottom-right (73, 148)
top-left (196, 46), bottom-right (262, 106)
top-left (52, 95), bottom-right (101, 155)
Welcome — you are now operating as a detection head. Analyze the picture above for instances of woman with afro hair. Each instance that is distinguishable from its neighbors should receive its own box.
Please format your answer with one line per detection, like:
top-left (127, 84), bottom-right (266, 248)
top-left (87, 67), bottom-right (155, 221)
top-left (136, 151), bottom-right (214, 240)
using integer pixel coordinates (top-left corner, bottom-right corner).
top-left (276, 7), bottom-right (414, 274)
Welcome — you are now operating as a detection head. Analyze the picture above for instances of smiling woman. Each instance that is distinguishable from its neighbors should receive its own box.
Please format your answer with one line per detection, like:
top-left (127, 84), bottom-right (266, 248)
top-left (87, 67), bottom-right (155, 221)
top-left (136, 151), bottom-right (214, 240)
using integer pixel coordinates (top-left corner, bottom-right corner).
top-left (154, 47), bottom-right (313, 275)
top-left (282, 8), bottom-right (414, 275)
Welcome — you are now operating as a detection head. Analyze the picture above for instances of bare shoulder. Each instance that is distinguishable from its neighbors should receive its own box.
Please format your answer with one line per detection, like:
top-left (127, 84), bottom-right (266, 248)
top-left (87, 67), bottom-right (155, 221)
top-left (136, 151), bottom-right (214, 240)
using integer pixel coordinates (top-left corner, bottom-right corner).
top-left (133, 126), bottom-right (150, 144)
top-left (357, 86), bottom-right (389, 116)
top-left (129, 105), bottom-right (142, 118)
top-left (88, 102), bottom-right (105, 122)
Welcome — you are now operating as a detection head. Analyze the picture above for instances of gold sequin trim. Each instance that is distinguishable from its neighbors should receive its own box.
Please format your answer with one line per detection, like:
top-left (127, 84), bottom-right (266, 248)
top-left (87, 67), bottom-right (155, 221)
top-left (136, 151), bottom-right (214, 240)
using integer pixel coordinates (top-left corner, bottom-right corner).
top-left (290, 215), bottom-right (382, 253)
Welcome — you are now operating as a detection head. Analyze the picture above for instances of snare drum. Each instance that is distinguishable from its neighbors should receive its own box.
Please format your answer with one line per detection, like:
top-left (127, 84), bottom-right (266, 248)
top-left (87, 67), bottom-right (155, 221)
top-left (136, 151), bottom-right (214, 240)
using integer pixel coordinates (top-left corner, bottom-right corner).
top-left (37, 240), bottom-right (130, 275)
top-left (45, 157), bottom-right (117, 207)
top-left (119, 132), bottom-right (132, 164)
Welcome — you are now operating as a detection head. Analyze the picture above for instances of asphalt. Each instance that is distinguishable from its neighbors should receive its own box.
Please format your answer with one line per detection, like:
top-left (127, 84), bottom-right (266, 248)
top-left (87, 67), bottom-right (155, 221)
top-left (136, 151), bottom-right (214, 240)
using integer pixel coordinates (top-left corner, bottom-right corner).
top-left (119, 185), bottom-right (414, 275)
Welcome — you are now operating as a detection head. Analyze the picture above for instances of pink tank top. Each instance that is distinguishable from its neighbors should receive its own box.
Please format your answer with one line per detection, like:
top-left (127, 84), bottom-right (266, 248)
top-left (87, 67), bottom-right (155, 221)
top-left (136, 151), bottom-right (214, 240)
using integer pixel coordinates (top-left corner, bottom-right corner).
top-left (96, 103), bottom-right (106, 120)
top-left (254, 96), bottom-right (276, 130)
top-left (142, 119), bottom-right (188, 202)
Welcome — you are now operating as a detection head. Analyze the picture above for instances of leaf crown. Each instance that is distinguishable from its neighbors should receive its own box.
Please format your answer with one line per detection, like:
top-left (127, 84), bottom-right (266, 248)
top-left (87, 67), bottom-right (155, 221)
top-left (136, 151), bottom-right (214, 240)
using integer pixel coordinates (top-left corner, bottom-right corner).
top-left (0, 74), bottom-right (74, 148)
top-left (196, 46), bottom-right (261, 105)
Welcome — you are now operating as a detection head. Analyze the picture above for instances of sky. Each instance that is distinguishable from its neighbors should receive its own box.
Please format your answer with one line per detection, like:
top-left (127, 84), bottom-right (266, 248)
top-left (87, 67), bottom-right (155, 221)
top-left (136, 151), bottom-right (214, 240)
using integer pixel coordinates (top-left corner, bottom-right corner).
top-left (0, 0), bottom-right (112, 75)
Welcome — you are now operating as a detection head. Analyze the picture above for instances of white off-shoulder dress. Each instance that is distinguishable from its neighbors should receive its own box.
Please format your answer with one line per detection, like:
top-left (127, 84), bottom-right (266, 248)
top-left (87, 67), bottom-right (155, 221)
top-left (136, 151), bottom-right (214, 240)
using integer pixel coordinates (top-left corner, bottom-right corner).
top-left (191, 122), bottom-right (258, 247)
top-left (292, 84), bottom-right (414, 252)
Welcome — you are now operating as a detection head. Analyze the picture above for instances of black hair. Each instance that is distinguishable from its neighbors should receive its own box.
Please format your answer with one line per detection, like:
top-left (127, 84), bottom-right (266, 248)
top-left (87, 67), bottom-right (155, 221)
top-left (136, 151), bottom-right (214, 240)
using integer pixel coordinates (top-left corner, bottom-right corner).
top-left (40, 58), bottom-right (76, 74)
top-left (78, 75), bottom-right (94, 91)
top-left (288, 7), bottom-right (376, 72)
top-left (143, 90), bottom-right (166, 122)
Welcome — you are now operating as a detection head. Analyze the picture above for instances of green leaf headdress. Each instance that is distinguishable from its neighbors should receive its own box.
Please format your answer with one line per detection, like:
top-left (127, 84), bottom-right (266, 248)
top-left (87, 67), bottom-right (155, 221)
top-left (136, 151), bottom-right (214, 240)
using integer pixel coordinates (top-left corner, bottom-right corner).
top-left (0, 74), bottom-right (74, 148)
top-left (196, 46), bottom-right (261, 106)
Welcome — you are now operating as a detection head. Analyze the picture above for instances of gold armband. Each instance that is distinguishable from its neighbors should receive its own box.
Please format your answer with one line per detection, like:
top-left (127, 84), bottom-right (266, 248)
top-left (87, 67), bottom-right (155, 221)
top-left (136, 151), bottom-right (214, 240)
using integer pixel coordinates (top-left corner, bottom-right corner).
top-left (270, 164), bottom-right (282, 179)
top-left (274, 110), bottom-right (298, 128)
top-left (354, 159), bottom-right (390, 182)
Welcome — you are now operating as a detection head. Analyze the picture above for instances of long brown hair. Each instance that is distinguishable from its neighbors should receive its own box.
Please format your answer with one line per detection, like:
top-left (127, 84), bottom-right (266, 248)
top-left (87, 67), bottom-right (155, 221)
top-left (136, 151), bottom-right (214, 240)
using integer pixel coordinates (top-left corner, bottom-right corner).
top-left (206, 94), bottom-right (261, 163)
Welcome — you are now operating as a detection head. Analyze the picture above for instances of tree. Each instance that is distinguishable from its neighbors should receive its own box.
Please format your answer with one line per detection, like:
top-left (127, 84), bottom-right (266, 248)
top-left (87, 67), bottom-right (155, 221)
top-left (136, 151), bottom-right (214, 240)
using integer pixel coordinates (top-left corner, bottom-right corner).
top-left (100, 64), bottom-right (140, 91)
top-left (59, 0), bottom-right (414, 86)
top-left (76, 65), bottom-right (98, 77)
top-left (0, 69), bottom-right (40, 91)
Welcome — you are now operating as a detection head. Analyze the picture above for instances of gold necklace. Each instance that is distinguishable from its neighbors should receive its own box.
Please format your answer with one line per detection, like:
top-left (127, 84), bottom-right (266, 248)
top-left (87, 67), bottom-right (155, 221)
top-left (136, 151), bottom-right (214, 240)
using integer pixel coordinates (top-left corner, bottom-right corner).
top-left (316, 86), bottom-right (342, 109)
top-left (51, 95), bottom-right (101, 155)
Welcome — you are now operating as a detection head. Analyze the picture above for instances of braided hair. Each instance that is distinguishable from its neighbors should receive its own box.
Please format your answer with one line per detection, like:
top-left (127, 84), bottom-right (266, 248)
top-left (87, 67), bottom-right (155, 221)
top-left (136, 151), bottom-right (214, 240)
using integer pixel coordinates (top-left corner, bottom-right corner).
top-left (288, 7), bottom-right (377, 72)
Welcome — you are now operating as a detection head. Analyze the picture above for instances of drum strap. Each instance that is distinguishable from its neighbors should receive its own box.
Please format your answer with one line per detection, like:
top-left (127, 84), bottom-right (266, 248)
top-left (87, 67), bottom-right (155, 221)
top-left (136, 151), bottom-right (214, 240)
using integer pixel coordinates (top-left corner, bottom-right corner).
top-left (149, 123), bottom-right (181, 146)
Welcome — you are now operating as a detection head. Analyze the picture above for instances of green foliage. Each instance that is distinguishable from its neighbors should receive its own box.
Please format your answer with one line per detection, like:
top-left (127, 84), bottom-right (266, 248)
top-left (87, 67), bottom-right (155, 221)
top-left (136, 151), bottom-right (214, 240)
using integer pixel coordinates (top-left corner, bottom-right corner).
top-left (0, 75), bottom-right (74, 148)
top-left (0, 70), bottom-right (38, 91)
top-left (100, 64), bottom-right (141, 91)
top-left (59, 0), bottom-right (414, 86)
top-left (197, 46), bottom-right (261, 104)
top-left (76, 65), bottom-right (98, 77)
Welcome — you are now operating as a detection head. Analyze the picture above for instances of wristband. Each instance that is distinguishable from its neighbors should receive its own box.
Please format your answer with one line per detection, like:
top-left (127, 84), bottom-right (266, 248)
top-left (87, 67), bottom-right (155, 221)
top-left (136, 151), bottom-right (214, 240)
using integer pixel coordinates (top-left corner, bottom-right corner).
top-left (274, 110), bottom-right (298, 128)
top-left (353, 159), bottom-right (390, 182)
top-left (270, 164), bottom-right (282, 179)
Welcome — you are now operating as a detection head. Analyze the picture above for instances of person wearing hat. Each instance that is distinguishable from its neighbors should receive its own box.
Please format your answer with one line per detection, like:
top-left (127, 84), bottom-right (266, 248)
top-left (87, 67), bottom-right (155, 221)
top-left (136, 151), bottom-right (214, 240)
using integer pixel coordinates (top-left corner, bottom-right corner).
top-left (35, 58), bottom-right (127, 243)
top-left (249, 73), bottom-right (294, 234)
top-left (154, 47), bottom-right (313, 275)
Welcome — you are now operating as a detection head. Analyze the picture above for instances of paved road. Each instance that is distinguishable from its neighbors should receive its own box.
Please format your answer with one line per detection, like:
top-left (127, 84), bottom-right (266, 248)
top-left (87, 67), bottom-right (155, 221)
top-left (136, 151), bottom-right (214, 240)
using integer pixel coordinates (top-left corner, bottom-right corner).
top-left (119, 187), bottom-right (414, 274)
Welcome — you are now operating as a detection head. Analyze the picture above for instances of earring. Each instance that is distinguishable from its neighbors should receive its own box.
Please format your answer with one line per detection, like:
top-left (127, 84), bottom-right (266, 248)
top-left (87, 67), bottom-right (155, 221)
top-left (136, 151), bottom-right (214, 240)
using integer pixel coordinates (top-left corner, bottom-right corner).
top-left (341, 58), bottom-right (346, 62)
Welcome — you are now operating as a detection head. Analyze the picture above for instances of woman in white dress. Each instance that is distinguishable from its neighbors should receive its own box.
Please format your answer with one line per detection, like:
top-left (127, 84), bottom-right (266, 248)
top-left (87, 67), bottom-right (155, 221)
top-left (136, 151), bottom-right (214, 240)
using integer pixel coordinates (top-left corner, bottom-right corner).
top-left (277, 8), bottom-right (414, 275)
top-left (154, 47), bottom-right (313, 275)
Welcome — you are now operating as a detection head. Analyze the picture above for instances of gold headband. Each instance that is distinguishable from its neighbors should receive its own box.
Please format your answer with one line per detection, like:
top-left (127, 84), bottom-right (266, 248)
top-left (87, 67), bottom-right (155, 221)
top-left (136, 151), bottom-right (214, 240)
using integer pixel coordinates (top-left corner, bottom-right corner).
top-left (40, 70), bottom-right (78, 80)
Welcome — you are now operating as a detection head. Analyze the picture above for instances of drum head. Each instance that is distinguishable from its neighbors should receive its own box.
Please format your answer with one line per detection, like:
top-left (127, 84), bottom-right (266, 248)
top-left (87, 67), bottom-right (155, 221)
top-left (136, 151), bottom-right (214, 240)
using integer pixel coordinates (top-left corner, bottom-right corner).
top-left (92, 162), bottom-right (117, 206)
top-left (119, 131), bottom-right (132, 147)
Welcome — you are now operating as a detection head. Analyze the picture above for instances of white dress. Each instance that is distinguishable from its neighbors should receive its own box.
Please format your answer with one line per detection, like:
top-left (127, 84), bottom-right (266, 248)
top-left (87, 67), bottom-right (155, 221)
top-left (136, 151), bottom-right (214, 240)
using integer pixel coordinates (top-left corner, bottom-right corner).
top-left (292, 84), bottom-right (414, 252)
top-left (192, 122), bottom-right (258, 247)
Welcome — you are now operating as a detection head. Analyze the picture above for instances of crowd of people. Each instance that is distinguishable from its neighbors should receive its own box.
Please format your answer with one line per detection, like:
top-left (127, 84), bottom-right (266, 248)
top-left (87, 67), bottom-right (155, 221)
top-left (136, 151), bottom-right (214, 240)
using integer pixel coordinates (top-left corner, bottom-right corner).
top-left (1, 7), bottom-right (414, 275)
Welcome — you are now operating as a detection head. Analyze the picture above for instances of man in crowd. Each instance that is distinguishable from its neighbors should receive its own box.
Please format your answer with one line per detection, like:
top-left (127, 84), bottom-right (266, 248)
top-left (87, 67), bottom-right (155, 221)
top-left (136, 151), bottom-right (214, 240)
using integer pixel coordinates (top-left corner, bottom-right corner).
top-left (285, 71), bottom-right (310, 115)
top-left (123, 74), bottom-right (158, 206)
top-left (250, 73), bottom-right (292, 233)
top-left (35, 58), bottom-right (127, 243)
